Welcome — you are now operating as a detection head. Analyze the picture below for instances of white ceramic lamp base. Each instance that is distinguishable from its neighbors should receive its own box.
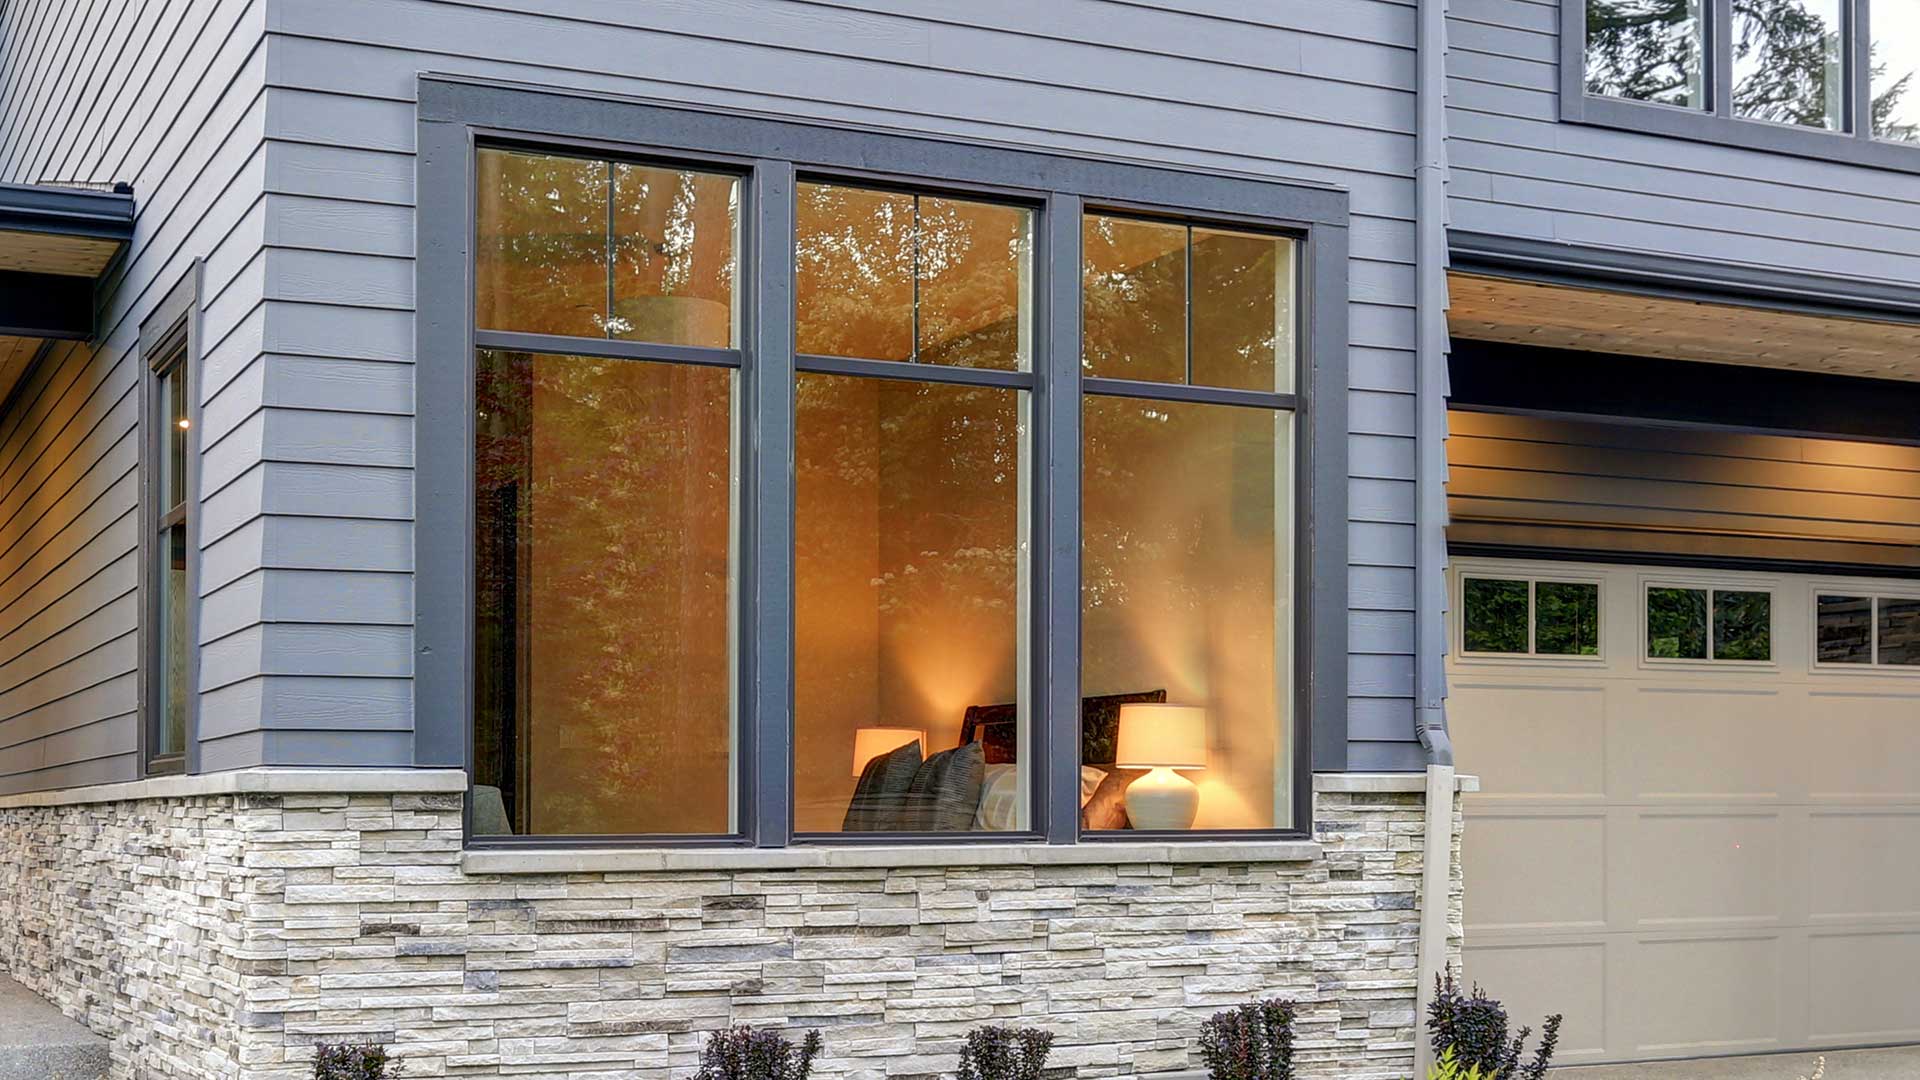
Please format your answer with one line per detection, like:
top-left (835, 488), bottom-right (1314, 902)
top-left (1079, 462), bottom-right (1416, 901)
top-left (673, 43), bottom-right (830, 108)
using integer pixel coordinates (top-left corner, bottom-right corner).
top-left (1123, 766), bottom-right (1200, 830)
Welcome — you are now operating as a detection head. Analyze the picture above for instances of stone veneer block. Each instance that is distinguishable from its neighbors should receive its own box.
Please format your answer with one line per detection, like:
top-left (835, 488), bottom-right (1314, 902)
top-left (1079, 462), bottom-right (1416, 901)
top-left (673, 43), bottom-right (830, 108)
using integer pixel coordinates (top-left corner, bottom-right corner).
top-left (0, 778), bottom-right (1464, 1080)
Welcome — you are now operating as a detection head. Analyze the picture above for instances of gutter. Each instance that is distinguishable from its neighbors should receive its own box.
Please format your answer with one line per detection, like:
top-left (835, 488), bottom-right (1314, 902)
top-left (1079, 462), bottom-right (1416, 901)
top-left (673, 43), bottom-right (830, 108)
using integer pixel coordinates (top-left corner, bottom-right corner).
top-left (1414, 3), bottom-right (1456, 1077)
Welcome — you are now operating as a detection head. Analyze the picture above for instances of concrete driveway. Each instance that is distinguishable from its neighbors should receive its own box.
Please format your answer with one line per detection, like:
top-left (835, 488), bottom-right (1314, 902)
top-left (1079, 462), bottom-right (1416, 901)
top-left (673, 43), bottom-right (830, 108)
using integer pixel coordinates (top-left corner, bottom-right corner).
top-left (1552, 1046), bottom-right (1920, 1080)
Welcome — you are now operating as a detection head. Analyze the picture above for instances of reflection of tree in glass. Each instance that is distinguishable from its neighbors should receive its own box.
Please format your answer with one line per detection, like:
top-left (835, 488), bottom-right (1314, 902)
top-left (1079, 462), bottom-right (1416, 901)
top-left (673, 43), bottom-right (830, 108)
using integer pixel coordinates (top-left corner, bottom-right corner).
top-left (1873, 44), bottom-right (1920, 141)
top-left (475, 350), bottom-right (734, 835)
top-left (476, 150), bottom-right (737, 344)
top-left (1731, 0), bottom-right (1843, 128)
top-left (794, 184), bottom-right (1028, 368)
top-left (1585, 0), bottom-right (1704, 105)
top-left (1536, 582), bottom-right (1600, 656)
top-left (1713, 590), bottom-right (1771, 660)
top-left (1464, 579), bottom-right (1528, 654)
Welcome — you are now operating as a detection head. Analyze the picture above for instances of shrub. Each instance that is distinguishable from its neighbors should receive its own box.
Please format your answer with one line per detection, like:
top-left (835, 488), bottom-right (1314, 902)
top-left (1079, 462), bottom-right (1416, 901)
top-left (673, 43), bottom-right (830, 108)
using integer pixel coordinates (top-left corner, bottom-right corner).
top-left (1198, 999), bottom-right (1298, 1080)
top-left (694, 1025), bottom-right (824, 1080)
top-left (1427, 1047), bottom-right (1493, 1080)
top-left (313, 1042), bottom-right (396, 1080)
top-left (1426, 970), bottom-right (1561, 1080)
top-left (957, 1025), bottom-right (1055, 1080)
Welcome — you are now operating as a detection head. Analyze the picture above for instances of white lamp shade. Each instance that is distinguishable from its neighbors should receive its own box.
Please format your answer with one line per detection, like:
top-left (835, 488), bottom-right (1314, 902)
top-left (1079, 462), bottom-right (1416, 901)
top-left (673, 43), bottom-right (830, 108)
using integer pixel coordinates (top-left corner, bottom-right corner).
top-left (1114, 704), bottom-right (1207, 770)
top-left (851, 727), bottom-right (925, 776)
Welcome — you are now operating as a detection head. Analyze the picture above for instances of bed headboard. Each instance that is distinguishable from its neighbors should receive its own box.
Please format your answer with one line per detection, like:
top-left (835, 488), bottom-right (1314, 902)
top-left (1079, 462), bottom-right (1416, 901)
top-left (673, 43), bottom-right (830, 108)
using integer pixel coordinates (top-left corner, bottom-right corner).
top-left (958, 689), bottom-right (1167, 766)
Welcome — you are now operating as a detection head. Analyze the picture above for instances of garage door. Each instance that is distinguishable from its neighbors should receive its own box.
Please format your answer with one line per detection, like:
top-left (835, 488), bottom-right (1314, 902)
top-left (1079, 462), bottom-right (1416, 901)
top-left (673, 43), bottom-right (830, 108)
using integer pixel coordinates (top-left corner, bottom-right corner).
top-left (1450, 559), bottom-right (1920, 1066)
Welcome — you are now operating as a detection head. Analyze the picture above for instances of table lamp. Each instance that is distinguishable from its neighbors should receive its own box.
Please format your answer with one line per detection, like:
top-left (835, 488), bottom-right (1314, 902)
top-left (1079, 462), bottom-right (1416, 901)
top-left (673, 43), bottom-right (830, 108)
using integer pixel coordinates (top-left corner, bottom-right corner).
top-left (1115, 703), bottom-right (1207, 830)
top-left (851, 727), bottom-right (924, 776)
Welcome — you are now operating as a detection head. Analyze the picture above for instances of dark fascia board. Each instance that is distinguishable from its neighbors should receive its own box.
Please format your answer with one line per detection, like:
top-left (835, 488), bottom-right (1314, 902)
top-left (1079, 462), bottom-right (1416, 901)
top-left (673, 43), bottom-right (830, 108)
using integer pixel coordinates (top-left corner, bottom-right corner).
top-left (417, 74), bottom-right (1350, 227)
top-left (0, 181), bottom-right (135, 243)
top-left (0, 269), bottom-right (93, 339)
top-left (1448, 338), bottom-right (1920, 446)
top-left (1448, 231), bottom-right (1920, 325)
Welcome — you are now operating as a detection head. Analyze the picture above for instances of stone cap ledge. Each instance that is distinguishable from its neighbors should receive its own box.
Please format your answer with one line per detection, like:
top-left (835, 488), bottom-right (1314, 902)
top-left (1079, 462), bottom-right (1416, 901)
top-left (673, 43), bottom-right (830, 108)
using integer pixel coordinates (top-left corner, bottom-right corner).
top-left (465, 839), bottom-right (1323, 875)
top-left (0, 768), bottom-right (468, 810)
top-left (1313, 771), bottom-right (1480, 794)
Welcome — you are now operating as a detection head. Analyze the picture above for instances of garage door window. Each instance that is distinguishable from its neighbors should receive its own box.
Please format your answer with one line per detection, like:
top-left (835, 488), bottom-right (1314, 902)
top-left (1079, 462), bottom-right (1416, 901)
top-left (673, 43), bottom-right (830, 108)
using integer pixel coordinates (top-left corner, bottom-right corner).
top-left (1648, 586), bottom-right (1771, 662)
top-left (1817, 593), bottom-right (1920, 667)
top-left (1463, 576), bottom-right (1600, 657)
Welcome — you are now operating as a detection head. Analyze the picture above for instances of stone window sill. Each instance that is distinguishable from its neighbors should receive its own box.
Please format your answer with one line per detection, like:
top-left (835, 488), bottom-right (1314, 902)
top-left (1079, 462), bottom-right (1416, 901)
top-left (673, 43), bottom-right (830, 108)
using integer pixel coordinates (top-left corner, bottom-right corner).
top-left (463, 839), bottom-right (1323, 875)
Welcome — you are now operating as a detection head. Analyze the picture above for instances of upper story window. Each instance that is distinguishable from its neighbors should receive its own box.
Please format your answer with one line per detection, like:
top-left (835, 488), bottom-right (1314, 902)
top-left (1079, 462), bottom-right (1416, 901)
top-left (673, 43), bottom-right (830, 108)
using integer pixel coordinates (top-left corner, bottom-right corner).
top-left (1570, 0), bottom-right (1920, 165)
top-left (427, 95), bottom-right (1350, 851)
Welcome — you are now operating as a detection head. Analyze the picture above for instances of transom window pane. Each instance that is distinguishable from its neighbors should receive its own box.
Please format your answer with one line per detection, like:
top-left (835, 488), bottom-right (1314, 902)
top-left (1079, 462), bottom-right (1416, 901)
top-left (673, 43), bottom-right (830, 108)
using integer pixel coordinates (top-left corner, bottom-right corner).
top-left (1082, 397), bottom-right (1292, 831)
top-left (476, 148), bottom-right (739, 347)
top-left (793, 183), bottom-right (1033, 369)
top-left (163, 364), bottom-right (189, 509)
top-left (1874, 0), bottom-right (1920, 142)
top-left (1732, 0), bottom-right (1846, 130)
top-left (472, 349), bottom-right (737, 836)
top-left (1083, 215), bottom-right (1296, 392)
top-left (793, 374), bottom-right (1029, 833)
top-left (1586, 0), bottom-right (1707, 108)
top-left (1817, 594), bottom-right (1875, 663)
top-left (1463, 578), bottom-right (1529, 654)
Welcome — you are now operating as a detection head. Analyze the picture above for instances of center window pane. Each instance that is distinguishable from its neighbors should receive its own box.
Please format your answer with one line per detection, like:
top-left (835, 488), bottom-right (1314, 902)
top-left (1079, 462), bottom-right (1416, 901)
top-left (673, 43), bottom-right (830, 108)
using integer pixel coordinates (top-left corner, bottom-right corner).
top-left (793, 183), bottom-right (1032, 369)
top-left (472, 349), bottom-right (737, 837)
top-left (1082, 397), bottom-right (1292, 831)
top-left (793, 374), bottom-right (1028, 833)
top-left (1732, 0), bottom-right (1845, 130)
top-left (1585, 0), bottom-right (1707, 108)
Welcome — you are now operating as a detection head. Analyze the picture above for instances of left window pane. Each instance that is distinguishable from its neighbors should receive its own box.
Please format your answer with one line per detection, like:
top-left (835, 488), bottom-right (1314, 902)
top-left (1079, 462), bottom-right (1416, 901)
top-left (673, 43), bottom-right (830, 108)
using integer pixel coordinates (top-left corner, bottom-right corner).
top-left (476, 149), bottom-right (739, 346)
top-left (473, 349), bottom-right (737, 836)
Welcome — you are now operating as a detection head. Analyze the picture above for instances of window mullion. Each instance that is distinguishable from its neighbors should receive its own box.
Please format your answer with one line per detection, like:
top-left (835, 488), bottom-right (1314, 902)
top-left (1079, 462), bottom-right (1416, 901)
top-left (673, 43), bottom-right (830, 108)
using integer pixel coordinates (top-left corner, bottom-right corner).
top-left (1852, 0), bottom-right (1873, 138)
top-left (1040, 194), bottom-right (1083, 845)
top-left (749, 159), bottom-right (796, 848)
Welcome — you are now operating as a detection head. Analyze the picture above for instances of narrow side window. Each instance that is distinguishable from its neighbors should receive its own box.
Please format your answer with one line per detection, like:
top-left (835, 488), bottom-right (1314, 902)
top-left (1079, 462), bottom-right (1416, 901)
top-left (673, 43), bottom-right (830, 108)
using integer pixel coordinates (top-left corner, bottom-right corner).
top-left (141, 265), bottom-right (201, 775)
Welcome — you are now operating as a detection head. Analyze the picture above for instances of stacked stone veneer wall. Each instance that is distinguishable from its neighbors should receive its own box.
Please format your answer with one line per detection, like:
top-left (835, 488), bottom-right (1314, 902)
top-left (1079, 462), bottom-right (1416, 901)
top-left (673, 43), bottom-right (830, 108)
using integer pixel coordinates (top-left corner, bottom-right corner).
top-left (0, 783), bottom-right (1463, 1080)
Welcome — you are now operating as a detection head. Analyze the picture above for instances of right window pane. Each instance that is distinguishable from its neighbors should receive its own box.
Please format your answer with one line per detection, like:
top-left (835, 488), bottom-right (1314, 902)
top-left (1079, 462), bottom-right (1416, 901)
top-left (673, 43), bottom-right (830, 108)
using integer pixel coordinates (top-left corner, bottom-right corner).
top-left (1817, 594), bottom-right (1875, 664)
top-left (1879, 598), bottom-right (1920, 665)
top-left (1732, 0), bottom-right (1845, 130)
top-left (1713, 590), bottom-right (1772, 660)
top-left (1082, 397), bottom-right (1293, 831)
top-left (1083, 216), bottom-right (1295, 391)
top-left (1874, 0), bottom-right (1920, 142)
top-left (1585, 0), bottom-right (1707, 108)
top-left (1536, 582), bottom-right (1601, 656)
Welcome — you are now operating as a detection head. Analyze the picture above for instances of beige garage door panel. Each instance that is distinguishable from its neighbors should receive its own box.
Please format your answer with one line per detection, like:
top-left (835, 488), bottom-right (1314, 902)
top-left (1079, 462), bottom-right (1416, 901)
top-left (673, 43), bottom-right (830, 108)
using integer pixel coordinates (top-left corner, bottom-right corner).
top-left (1452, 561), bottom-right (1920, 1065)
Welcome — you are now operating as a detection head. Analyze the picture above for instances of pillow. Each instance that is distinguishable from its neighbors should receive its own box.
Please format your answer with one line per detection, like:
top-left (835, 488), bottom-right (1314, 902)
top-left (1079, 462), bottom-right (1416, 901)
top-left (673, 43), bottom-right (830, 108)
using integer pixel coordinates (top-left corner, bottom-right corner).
top-left (900, 741), bottom-right (986, 831)
top-left (1080, 767), bottom-right (1145, 831)
top-left (973, 764), bottom-right (1020, 831)
top-left (1080, 766), bottom-right (1108, 807)
top-left (842, 740), bottom-right (923, 831)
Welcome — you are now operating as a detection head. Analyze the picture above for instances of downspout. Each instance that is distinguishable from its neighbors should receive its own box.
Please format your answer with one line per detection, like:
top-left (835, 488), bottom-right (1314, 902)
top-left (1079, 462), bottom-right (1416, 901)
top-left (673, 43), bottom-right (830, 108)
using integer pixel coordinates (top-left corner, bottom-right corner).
top-left (1414, 2), bottom-right (1456, 1077)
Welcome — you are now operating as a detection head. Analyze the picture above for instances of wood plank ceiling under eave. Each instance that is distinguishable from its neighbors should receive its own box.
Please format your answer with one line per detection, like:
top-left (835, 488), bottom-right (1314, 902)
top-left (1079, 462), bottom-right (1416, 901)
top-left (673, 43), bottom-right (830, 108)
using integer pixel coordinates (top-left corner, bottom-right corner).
top-left (1447, 272), bottom-right (1920, 383)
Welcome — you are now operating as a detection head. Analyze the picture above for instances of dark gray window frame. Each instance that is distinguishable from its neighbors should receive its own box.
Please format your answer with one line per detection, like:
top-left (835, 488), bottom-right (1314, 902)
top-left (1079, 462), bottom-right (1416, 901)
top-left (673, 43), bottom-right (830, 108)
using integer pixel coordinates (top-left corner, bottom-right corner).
top-left (1561, 0), bottom-right (1920, 174)
top-left (416, 75), bottom-right (1350, 850)
top-left (138, 261), bottom-right (203, 777)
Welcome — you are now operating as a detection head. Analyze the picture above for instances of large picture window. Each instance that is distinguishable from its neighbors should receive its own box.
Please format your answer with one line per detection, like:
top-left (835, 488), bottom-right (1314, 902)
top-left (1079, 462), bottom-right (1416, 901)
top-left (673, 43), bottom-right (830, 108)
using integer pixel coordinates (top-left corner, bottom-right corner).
top-left (427, 87), bottom-right (1348, 848)
top-left (1569, 0), bottom-right (1920, 167)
